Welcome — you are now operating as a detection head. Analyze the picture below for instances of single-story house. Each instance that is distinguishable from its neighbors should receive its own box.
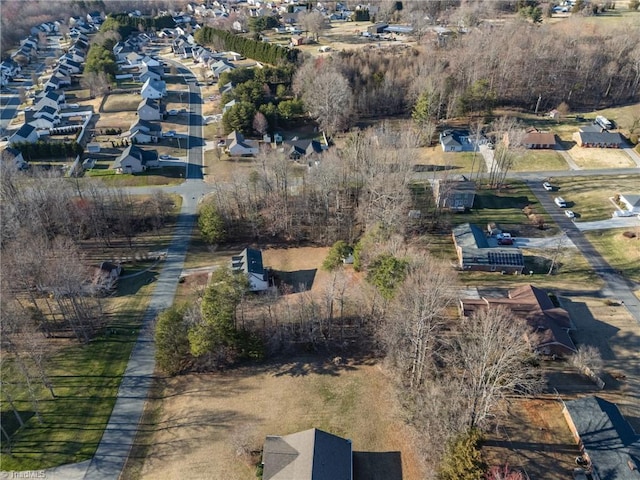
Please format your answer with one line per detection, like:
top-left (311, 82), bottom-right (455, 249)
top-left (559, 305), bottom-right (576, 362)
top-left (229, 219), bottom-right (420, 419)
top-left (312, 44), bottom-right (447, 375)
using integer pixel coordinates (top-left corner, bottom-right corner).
top-left (9, 123), bottom-right (39, 145)
top-left (231, 247), bottom-right (269, 291)
top-left (439, 130), bottom-right (469, 152)
top-left (113, 145), bottom-right (160, 173)
top-left (432, 177), bottom-right (476, 211)
top-left (262, 428), bottom-right (353, 480)
top-left (573, 127), bottom-right (626, 148)
top-left (521, 129), bottom-right (556, 149)
top-left (460, 284), bottom-right (577, 356)
top-left (141, 78), bottom-right (167, 99)
top-left (563, 396), bottom-right (640, 479)
top-left (283, 139), bottom-right (324, 160)
top-left (137, 98), bottom-right (163, 121)
top-left (619, 194), bottom-right (640, 213)
top-left (227, 131), bottom-right (259, 156)
top-left (452, 223), bottom-right (524, 274)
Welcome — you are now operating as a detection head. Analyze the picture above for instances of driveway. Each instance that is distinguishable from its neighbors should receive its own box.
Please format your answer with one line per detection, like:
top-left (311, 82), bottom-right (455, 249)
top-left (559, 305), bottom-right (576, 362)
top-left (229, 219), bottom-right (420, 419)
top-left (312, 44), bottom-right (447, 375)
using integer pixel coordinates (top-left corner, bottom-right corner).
top-left (623, 146), bottom-right (640, 168)
top-left (486, 234), bottom-right (577, 249)
top-left (574, 215), bottom-right (640, 232)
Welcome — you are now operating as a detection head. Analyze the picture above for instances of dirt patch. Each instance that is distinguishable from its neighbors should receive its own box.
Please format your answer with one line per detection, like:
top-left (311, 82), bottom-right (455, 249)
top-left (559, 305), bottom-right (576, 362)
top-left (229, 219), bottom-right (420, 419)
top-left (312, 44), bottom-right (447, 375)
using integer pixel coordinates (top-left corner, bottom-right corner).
top-left (138, 361), bottom-right (424, 480)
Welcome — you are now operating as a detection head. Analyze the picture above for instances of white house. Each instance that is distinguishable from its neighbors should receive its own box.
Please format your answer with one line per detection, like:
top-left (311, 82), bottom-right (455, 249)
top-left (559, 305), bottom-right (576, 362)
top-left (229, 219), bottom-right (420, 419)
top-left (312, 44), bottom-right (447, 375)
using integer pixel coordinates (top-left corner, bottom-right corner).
top-left (227, 131), bottom-right (259, 156)
top-left (619, 194), bottom-right (640, 213)
top-left (138, 66), bottom-right (162, 84)
top-left (141, 78), bottom-right (167, 99)
top-left (231, 248), bottom-right (269, 291)
top-left (125, 119), bottom-right (162, 144)
top-left (137, 98), bottom-right (162, 121)
top-left (9, 123), bottom-right (39, 145)
top-left (223, 99), bottom-right (237, 113)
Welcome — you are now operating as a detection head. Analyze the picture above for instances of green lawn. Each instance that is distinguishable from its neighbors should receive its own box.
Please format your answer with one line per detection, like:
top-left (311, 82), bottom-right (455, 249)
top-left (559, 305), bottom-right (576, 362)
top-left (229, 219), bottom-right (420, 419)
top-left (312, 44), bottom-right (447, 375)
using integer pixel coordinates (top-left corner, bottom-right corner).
top-left (0, 273), bottom-right (157, 470)
top-left (511, 150), bottom-right (569, 172)
top-left (584, 229), bottom-right (640, 284)
top-left (551, 174), bottom-right (640, 221)
top-left (446, 181), bottom-right (559, 237)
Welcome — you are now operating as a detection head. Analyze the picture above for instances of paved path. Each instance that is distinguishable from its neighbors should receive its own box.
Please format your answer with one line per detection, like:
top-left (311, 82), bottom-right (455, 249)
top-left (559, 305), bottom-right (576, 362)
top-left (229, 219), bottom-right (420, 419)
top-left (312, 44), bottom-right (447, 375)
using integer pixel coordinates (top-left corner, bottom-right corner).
top-left (623, 146), bottom-right (640, 167)
top-left (527, 181), bottom-right (640, 323)
top-left (81, 61), bottom-right (203, 480)
top-left (478, 144), bottom-right (498, 174)
top-left (486, 233), bottom-right (577, 249)
top-left (574, 215), bottom-right (640, 232)
top-left (555, 145), bottom-right (581, 170)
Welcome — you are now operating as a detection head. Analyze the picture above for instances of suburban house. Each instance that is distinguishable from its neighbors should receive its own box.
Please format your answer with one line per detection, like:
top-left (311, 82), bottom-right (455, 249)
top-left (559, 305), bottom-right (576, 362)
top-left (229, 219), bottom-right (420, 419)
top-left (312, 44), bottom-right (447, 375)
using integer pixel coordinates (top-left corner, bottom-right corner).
top-left (459, 284), bottom-right (577, 356)
top-left (563, 396), bottom-right (640, 479)
top-left (9, 123), bottom-right (39, 145)
top-left (262, 428), bottom-right (353, 480)
top-left (141, 78), bottom-right (167, 99)
top-left (138, 64), bottom-right (164, 83)
top-left (35, 90), bottom-right (65, 111)
top-left (211, 59), bottom-right (235, 78)
top-left (113, 145), bottom-right (160, 173)
top-left (439, 129), bottom-right (469, 152)
top-left (452, 223), bottom-right (524, 274)
top-left (521, 129), bottom-right (556, 149)
top-left (573, 126), bottom-right (626, 148)
top-left (2, 146), bottom-right (28, 170)
top-left (223, 99), bottom-right (237, 114)
top-left (231, 247), bottom-right (269, 292)
top-left (432, 177), bottom-right (476, 211)
top-left (226, 131), bottom-right (260, 156)
top-left (137, 98), bottom-right (163, 121)
top-left (619, 193), bottom-right (640, 214)
top-left (125, 119), bottom-right (162, 144)
top-left (283, 139), bottom-right (324, 160)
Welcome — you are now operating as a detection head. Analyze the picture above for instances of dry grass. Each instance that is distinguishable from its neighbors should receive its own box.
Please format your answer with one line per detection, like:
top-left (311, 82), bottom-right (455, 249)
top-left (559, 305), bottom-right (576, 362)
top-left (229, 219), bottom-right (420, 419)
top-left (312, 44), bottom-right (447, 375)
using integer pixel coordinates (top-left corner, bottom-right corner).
top-left (583, 229), bottom-right (640, 283)
top-left (102, 93), bottom-right (141, 113)
top-left (135, 361), bottom-right (424, 480)
top-left (415, 147), bottom-right (484, 174)
top-left (566, 145), bottom-right (635, 169)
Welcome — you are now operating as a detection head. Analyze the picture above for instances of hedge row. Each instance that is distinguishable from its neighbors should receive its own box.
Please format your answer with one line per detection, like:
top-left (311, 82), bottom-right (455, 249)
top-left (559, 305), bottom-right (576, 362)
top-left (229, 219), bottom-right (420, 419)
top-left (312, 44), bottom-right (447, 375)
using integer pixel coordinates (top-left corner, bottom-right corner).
top-left (12, 141), bottom-right (84, 160)
top-left (194, 27), bottom-right (299, 65)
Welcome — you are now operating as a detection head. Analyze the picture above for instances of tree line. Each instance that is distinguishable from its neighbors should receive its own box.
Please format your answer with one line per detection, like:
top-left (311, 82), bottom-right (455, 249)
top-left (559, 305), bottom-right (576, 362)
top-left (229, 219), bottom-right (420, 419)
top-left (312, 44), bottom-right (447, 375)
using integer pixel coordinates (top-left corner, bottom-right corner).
top-left (105, 13), bottom-right (175, 38)
top-left (12, 141), bottom-right (84, 161)
top-left (194, 26), bottom-right (300, 65)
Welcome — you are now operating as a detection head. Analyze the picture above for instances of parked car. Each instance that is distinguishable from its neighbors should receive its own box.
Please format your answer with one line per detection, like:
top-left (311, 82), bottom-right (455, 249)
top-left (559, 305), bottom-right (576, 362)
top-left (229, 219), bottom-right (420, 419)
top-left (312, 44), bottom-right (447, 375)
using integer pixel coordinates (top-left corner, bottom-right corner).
top-left (167, 109), bottom-right (178, 116)
top-left (554, 197), bottom-right (567, 207)
top-left (612, 210), bottom-right (635, 217)
top-left (565, 210), bottom-right (575, 219)
top-left (543, 182), bottom-right (553, 191)
top-left (497, 232), bottom-right (514, 245)
top-left (163, 130), bottom-right (176, 137)
top-left (159, 154), bottom-right (172, 160)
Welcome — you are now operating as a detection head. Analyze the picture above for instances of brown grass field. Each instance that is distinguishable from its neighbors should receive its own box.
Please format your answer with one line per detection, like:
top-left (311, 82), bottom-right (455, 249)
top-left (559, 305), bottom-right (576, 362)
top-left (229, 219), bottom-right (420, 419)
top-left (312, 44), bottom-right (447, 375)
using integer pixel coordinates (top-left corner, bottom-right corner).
top-left (131, 361), bottom-right (424, 480)
top-left (566, 144), bottom-right (635, 169)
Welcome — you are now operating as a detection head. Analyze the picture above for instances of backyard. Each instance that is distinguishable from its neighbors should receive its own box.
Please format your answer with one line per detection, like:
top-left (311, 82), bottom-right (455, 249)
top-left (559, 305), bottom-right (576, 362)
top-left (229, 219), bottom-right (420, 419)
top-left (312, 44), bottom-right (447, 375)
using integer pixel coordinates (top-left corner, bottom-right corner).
top-left (584, 229), bottom-right (640, 284)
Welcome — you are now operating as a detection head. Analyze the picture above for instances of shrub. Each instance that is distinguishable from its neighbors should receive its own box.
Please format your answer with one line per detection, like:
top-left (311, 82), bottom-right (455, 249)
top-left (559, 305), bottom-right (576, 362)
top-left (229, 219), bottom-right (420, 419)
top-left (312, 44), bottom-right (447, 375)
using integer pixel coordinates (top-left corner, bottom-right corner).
top-left (322, 240), bottom-right (352, 271)
top-left (622, 231), bottom-right (637, 239)
top-left (438, 428), bottom-right (486, 480)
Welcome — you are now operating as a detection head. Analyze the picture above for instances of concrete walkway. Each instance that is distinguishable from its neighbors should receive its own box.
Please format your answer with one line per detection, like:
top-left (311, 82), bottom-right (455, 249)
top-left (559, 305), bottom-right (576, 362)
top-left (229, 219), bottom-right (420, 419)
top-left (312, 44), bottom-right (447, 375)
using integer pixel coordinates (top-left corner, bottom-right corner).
top-left (623, 147), bottom-right (640, 168)
top-left (556, 146), bottom-right (581, 170)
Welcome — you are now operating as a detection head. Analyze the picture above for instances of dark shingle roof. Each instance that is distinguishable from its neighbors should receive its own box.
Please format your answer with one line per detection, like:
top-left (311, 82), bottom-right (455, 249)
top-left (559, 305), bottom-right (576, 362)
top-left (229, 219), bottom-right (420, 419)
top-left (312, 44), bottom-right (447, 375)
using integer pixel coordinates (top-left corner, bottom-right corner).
top-left (564, 396), bottom-right (640, 480)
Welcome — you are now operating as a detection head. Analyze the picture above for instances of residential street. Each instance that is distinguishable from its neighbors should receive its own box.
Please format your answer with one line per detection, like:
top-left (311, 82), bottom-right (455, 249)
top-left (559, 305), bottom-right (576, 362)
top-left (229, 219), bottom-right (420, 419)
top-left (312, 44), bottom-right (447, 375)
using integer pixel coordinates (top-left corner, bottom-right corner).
top-left (527, 181), bottom-right (640, 323)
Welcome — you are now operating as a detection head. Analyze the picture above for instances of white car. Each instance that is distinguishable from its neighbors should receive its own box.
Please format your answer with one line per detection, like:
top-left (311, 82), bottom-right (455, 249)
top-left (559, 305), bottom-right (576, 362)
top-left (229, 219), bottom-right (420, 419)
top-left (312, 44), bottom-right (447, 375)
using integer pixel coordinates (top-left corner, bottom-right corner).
top-left (159, 154), bottom-right (172, 160)
top-left (542, 182), bottom-right (553, 191)
top-left (565, 210), bottom-right (575, 219)
top-left (163, 130), bottom-right (176, 137)
top-left (167, 109), bottom-right (178, 116)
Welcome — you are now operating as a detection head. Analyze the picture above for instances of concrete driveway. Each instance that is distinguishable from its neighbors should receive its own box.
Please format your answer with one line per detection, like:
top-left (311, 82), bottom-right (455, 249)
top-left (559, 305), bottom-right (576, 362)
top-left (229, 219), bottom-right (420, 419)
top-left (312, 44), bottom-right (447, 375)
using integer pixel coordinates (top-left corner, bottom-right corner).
top-left (574, 215), bottom-right (640, 232)
top-left (486, 234), bottom-right (577, 249)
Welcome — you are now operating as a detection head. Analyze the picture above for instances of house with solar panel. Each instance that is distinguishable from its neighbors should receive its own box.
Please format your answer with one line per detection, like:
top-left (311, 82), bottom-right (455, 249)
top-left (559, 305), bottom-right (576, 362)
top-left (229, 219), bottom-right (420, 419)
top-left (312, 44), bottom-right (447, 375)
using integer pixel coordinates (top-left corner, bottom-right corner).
top-left (452, 223), bottom-right (524, 274)
top-left (231, 247), bottom-right (269, 292)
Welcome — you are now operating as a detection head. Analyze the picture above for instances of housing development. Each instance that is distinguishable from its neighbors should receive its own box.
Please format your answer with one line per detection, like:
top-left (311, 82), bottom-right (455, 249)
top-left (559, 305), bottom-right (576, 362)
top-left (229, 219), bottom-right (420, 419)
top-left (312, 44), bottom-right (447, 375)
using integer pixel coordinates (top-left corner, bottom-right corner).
top-left (1, 1), bottom-right (639, 479)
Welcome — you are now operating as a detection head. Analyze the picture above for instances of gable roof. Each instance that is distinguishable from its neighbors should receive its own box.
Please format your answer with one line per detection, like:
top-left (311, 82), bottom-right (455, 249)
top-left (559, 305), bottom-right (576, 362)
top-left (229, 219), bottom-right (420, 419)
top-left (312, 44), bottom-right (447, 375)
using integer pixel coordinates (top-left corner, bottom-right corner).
top-left (138, 98), bottom-right (160, 111)
top-left (576, 130), bottom-right (625, 146)
top-left (12, 123), bottom-right (37, 139)
top-left (564, 396), bottom-right (640, 479)
top-left (452, 223), bottom-right (524, 270)
top-left (114, 145), bottom-right (158, 168)
top-left (440, 129), bottom-right (467, 148)
top-left (284, 139), bottom-right (323, 158)
top-left (620, 194), bottom-right (640, 208)
top-left (263, 428), bottom-right (352, 480)
top-left (522, 131), bottom-right (556, 146)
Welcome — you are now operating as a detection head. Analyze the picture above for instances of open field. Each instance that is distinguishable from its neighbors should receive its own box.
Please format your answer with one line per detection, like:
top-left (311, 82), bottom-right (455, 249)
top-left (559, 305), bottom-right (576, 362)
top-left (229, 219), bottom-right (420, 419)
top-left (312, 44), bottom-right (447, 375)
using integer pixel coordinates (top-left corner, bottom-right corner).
top-left (566, 144), bottom-right (635, 169)
top-left (512, 150), bottom-right (569, 172)
top-left (127, 360), bottom-right (424, 480)
top-left (584, 229), bottom-right (640, 283)
top-left (415, 147), bottom-right (485, 175)
top-left (550, 174), bottom-right (640, 221)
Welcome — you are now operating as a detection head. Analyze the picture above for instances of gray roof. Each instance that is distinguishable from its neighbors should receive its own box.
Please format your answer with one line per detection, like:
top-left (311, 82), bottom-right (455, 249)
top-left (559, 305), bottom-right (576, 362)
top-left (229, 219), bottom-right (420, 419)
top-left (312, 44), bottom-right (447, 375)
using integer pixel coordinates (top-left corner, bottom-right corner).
top-left (263, 428), bottom-right (352, 480)
top-left (231, 247), bottom-right (265, 276)
top-left (113, 145), bottom-right (158, 168)
top-left (564, 396), bottom-right (640, 479)
top-left (452, 223), bottom-right (524, 268)
top-left (577, 130), bottom-right (625, 146)
top-left (620, 194), bottom-right (640, 208)
top-left (13, 123), bottom-right (37, 139)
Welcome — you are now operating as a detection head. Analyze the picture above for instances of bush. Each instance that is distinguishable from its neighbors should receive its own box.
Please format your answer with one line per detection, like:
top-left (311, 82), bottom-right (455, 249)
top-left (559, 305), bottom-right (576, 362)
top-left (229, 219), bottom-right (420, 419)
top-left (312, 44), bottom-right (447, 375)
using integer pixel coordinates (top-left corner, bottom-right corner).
top-left (438, 429), bottom-right (486, 480)
top-left (322, 240), bottom-right (352, 271)
top-left (198, 201), bottom-right (226, 244)
top-left (622, 231), bottom-right (637, 239)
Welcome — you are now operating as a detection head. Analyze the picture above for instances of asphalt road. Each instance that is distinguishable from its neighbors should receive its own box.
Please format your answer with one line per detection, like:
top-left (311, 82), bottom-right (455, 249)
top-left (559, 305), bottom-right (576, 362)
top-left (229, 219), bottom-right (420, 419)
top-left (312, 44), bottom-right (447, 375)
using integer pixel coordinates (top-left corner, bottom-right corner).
top-left (527, 180), bottom-right (640, 323)
top-left (0, 94), bottom-right (20, 130)
top-left (81, 60), bottom-right (204, 480)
